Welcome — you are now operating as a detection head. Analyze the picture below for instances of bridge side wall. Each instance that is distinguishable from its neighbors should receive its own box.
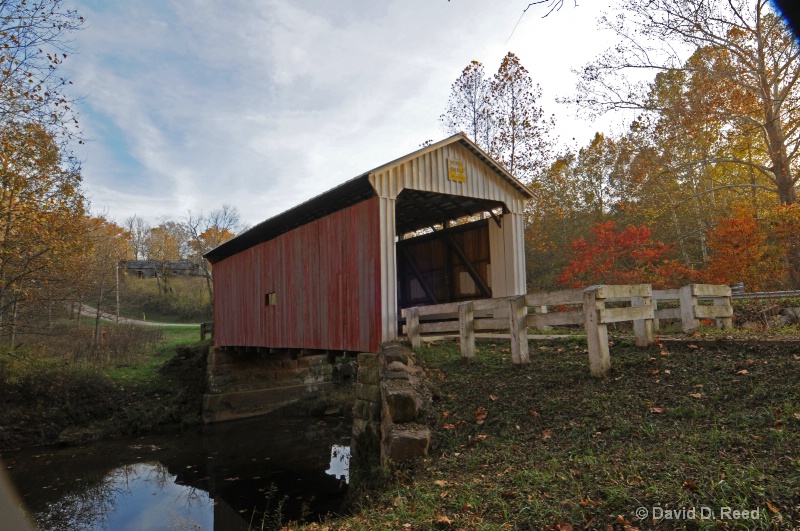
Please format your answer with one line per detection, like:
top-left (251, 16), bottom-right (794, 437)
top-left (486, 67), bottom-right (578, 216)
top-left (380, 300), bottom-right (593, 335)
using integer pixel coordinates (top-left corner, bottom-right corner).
top-left (212, 196), bottom-right (381, 353)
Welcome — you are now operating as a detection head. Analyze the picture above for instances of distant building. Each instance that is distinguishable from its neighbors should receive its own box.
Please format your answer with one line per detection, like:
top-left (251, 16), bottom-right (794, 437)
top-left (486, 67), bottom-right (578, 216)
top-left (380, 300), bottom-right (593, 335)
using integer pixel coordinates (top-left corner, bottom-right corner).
top-left (121, 260), bottom-right (202, 279)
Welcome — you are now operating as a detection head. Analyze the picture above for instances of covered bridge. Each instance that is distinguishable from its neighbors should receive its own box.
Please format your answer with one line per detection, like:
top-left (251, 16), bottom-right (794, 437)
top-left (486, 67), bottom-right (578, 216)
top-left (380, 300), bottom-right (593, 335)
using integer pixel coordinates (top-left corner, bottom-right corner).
top-left (205, 133), bottom-right (534, 355)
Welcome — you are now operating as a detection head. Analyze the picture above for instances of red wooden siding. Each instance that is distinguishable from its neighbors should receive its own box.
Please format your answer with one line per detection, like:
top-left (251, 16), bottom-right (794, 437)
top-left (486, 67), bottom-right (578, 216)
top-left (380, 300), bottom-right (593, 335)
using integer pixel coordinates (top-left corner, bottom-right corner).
top-left (213, 197), bottom-right (381, 352)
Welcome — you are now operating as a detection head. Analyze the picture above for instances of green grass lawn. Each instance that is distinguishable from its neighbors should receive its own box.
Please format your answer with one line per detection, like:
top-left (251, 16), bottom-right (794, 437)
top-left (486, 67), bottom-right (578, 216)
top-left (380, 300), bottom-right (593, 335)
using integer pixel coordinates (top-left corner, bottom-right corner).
top-left (104, 325), bottom-right (201, 386)
top-left (315, 337), bottom-right (799, 530)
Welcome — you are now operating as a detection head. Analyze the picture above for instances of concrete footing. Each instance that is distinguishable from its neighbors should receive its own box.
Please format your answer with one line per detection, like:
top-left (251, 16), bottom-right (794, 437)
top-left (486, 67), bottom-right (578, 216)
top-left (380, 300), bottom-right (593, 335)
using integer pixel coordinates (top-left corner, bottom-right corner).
top-left (203, 346), bottom-right (334, 423)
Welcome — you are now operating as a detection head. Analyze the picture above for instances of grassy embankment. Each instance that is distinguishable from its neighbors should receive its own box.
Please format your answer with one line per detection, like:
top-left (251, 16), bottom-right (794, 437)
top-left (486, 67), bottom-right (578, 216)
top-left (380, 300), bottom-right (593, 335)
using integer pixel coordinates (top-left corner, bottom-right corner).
top-left (115, 273), bottom-right (211, 323)
top-left (0, 320), bottom-right (207, 451)
top-left (312, 335), bottom-right (800, 530)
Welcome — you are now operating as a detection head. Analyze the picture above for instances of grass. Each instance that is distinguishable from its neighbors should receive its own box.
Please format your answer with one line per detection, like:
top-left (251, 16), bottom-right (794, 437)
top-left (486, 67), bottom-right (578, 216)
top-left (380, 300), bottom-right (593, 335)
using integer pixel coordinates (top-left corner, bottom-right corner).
top-left (307, 337), bottom-right (799, 530)
top-left (104, 325), bottom-right (201, 386)
top-left (116, 274), bottom-right (211, 323)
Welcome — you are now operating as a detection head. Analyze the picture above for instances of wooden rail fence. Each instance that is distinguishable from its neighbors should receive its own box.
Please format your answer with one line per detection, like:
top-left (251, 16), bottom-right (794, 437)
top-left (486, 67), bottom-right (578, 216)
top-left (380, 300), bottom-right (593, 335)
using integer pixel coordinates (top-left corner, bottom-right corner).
top-left (401, 284), bottom-right (733, 377)
top-left (652, 284), bottom-right (733, 332)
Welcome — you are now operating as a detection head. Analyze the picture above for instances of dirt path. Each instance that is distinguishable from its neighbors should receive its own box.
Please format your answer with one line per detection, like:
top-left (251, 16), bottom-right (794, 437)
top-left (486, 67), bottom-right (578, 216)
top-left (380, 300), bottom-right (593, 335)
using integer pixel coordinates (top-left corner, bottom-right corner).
top-left (79, 304), bottom-right (201, 327)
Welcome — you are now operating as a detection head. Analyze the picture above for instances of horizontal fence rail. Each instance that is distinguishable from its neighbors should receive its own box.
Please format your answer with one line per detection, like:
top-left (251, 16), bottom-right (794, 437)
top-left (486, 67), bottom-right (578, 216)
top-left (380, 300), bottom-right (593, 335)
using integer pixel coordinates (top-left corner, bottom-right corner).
top-left (401, 284), bottom-right (734, 378)
top-left (732, 290), bottom-right (800, 300)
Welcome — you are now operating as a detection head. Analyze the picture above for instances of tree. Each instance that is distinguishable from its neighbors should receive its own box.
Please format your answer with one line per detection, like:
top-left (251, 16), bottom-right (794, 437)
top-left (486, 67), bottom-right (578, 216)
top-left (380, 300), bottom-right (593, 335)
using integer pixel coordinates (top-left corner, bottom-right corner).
top-left (0, 122), bottom-right (86, 343)
top-left (525, 152), bottom-right (587, 289)
top-left (0, 1), bottom-right (87, 344)
top-left (767, 203), bottom-right (800, 288)
top-left (441, 53), bottom-right (554, 182)
top-left (490, 52), bottom-right (554, 181)
top-left (440, 61), bottom-right (493, 150)
top-left (572, 0), bottom-right (799, 206)
top-left (702, 207), bottom-right (786, 290)
top-left (570, 132), bottom-right (623, 217)
top-left (185, 204), bottom-right (243, 303)
top-left (82, 216), bottom-right (127, 343)
top-left (123, 215), bottom-right (149, 260)
top-left (557, 221), bottom-right (698, 289)
top-left (0, 0), bottom-right (84, 137)
top-left (142, 221), bottom-right (186, 295)
top-left (525, 135), bottom-right (625, 290)
top-left (507, 0), bottom-right (581, 42)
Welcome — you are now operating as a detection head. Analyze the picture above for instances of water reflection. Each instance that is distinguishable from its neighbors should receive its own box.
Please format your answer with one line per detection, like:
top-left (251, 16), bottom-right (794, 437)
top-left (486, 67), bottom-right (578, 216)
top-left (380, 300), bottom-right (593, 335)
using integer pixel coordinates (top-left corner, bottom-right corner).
top-left (326, 445), bottom-right (350, 483)
top-left (35, 462), bottom-right (213, 531)
top-left (4, 417), bottom-right (351, 530)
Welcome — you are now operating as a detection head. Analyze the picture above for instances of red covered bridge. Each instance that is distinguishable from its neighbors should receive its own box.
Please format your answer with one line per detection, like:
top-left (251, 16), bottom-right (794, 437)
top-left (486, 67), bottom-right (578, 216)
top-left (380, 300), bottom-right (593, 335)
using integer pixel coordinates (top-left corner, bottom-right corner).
top-left (202, 133), bottom-right (533, 421)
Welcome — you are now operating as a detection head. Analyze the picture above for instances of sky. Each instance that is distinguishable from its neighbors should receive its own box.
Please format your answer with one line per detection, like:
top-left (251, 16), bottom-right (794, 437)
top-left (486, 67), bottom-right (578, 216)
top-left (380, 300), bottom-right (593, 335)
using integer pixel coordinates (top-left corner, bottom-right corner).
top-left (63, 0), bottom-right (627, 228)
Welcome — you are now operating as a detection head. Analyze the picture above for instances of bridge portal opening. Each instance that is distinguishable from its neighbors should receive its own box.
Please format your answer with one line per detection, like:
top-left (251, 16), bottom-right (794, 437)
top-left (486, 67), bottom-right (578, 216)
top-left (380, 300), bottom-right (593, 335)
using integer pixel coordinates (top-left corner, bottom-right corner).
top-left (394, 189), bottom-right (507, 310)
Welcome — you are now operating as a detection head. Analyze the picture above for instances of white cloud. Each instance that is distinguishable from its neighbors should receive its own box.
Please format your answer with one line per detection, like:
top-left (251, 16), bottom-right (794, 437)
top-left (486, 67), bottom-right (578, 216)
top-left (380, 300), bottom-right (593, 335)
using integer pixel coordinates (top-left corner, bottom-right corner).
top-left (65, 0), bottom-right (627, 227)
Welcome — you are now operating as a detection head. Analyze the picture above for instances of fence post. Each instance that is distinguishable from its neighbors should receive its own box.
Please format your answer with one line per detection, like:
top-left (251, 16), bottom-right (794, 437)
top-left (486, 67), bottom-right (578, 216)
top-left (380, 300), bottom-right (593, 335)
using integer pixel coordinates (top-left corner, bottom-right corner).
top-left (632, 291), bottom-right (654, 347)
top-left (459, 301), bottom-right (475, 363)
top-left (583, 286), bottom-right (610, 377)
top-left (714, 293), bottom-right (733, 329)
top-left (508, 296), bottom-right (529, 366)
top-left (679, 284), bottom-right (699, 333)
top-left (407, 307), bottom-right (421, 349)
top-left (652, 299), bottom-right (660, 331)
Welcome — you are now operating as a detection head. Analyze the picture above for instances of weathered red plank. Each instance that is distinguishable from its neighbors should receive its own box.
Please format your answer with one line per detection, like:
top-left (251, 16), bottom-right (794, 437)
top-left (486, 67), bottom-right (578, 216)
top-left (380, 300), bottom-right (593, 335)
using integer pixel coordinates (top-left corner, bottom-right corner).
top-left (213, 197), bottom-right (381, 352)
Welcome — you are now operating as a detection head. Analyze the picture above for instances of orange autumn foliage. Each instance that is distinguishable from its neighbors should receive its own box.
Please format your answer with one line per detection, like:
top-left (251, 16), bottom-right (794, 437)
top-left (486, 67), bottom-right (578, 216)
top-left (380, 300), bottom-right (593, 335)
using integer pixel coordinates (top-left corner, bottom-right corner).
top-left (702, 207), bottom-right (786, 291)
top-left (767, 204), bottom-right (800, 288)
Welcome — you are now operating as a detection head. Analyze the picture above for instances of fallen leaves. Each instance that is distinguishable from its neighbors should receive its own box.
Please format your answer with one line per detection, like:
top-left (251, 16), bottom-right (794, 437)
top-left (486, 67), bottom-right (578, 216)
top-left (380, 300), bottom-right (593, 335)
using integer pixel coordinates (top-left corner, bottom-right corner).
top-left (475, 406), bottom-right (488, 425)
top-left (434, 515), bottom-right (453, 527)
top-left (681, 479), bottom-right (699, 491)
top-left (616, 515), bottom-right (640, 530)
top-left (766, 501), bottom-right (780, 514)
top-left (650, 407), bottom-right (665, 414)
top-left (580, 497), bottom-right (601, 506)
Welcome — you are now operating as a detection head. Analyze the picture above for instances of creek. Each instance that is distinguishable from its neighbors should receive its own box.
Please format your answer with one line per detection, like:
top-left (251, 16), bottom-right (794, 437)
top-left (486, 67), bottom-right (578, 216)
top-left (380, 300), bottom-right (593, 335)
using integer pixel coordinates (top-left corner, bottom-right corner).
top-left (3, 416), bottom-right (351, 530)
